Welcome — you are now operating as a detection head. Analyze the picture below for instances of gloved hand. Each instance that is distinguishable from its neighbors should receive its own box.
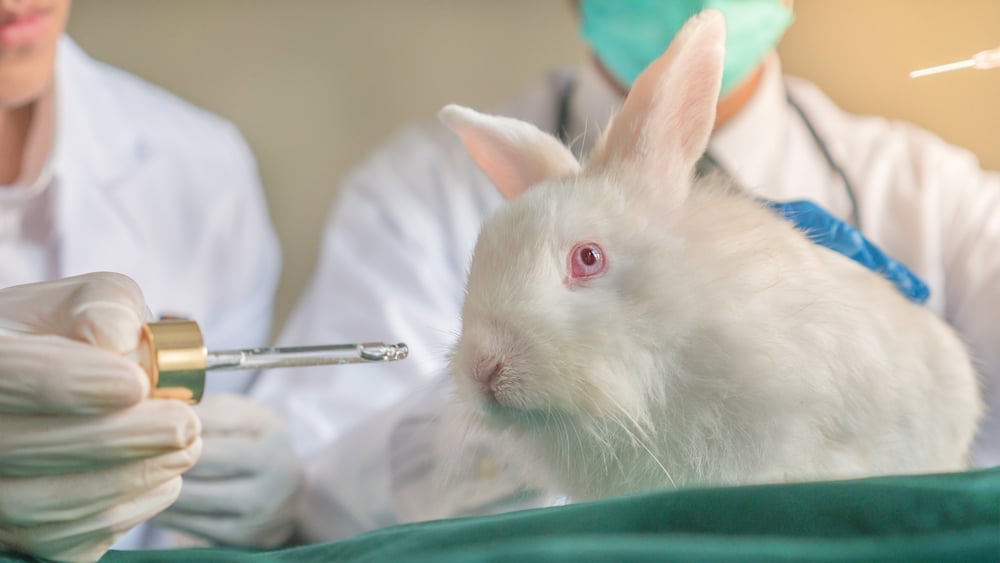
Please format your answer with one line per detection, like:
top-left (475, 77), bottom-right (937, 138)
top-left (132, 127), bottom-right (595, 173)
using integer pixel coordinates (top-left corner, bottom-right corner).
top-left (153, 394), bottom-right (302, 548)
top-left (0, 272), bottom-right (202, 563)
top-left (765, 199), bottom-right (931, 304)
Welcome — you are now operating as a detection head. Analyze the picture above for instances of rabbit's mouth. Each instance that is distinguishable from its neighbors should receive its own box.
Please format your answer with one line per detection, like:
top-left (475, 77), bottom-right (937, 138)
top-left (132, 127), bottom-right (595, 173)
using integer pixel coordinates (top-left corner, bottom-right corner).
top-left (462, 362), bottom-right (559, 421)
top-left (479, 398), bottom-right (561, 428)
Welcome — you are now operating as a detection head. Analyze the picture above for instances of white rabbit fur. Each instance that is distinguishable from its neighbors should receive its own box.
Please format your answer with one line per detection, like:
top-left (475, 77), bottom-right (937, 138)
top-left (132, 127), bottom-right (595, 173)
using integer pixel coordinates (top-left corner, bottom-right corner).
top-left (441, 11), bottom-right (983, 501)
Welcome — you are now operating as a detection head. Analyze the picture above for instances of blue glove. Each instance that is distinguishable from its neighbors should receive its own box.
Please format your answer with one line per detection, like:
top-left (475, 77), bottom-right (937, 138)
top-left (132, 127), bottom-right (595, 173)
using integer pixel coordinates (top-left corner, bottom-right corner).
top-left (764, 199), bottom-right (930, 305)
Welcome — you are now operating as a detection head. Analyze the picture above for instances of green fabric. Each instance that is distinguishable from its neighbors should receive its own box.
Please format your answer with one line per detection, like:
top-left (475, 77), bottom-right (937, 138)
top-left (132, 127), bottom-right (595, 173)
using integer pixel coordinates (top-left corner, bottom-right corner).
top-left (4, 467), bottom-right (998, 562)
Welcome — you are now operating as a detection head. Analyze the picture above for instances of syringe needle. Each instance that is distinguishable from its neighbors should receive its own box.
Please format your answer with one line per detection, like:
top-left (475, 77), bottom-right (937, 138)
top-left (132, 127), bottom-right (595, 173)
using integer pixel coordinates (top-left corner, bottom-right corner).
top-left (910, 45), bottom-right (1000, 78)
top-left (205, 342), bottom-right (410, 371)
top-left (909, 58), bottom-right (976, 78)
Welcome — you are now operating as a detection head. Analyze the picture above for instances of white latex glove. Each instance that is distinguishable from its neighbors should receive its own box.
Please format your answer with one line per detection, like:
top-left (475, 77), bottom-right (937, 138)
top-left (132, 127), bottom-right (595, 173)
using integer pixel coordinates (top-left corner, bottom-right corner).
top-left (0, 272), bottom-right (202, 563)
top-left (153, 394), bottom-right (302, 548)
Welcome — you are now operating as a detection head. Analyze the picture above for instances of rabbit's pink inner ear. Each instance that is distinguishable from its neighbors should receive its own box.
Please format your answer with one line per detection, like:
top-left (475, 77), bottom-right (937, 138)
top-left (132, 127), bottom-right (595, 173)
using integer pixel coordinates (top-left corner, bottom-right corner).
top-left (652, 10), bottom-right (726, 168)
top-left (587, 39), bottom-right (679, 171)
top-left (455, 133), bottom-right (533, 200)
top-left (440, 104), bottom-right (580, 201)
top-left (588, 10), bottom-right (726, 182)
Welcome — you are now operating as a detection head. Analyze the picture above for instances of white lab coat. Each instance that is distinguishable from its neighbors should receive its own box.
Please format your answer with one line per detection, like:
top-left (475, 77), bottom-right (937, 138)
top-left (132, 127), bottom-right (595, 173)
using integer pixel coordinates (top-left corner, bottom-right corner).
top-left (37, 38), bottom-right (281, 547)
top-left (51, 37), bottom-right (280, 355)
top-left (251, 53), bottom-right (1000, 541)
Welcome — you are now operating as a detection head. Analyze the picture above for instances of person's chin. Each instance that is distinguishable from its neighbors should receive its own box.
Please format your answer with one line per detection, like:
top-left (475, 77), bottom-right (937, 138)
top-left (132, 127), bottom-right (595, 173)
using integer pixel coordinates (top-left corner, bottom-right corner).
top-left (0, 78), bottom-right (52, 109)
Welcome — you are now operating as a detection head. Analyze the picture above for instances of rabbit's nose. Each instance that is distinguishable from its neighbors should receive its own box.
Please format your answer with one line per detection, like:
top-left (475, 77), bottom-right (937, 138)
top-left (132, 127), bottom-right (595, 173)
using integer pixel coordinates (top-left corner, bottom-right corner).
top-left (473, 357), bottom-right (505, 402)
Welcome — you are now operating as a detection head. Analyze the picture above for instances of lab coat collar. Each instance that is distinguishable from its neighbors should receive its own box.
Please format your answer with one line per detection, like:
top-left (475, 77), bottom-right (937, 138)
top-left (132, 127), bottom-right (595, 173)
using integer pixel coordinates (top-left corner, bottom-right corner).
top-left (568, 52), bottom-right (791, 195)
top-left (52, 36), bottom-right (146, 277)
top-left (53, 36), bottom-right (147, 188)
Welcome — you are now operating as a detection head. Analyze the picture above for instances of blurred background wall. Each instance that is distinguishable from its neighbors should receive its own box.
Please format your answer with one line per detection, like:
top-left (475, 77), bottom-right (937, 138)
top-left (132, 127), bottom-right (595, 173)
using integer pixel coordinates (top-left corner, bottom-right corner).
top-left (66, 0), bottom-right (999, 336)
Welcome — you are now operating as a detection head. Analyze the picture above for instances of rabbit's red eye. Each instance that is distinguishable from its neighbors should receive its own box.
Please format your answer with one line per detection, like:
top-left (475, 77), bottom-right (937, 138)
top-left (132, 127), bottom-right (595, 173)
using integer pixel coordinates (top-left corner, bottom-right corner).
top-left (569, 242), bottom-right (606, 280)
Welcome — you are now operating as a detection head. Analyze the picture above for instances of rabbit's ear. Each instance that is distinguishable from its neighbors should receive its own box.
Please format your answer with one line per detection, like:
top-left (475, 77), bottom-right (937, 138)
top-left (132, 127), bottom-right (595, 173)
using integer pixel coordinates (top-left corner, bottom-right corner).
top-left (440, 105), bottom-right (580, 201)
top-left (587, 10), bottom-right (726, 203)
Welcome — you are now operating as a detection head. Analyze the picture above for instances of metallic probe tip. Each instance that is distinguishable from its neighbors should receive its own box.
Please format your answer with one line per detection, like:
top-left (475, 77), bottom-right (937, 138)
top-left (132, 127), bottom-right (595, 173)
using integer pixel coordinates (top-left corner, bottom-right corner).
top-left (393, 343), bottom-right (409, 360)
top-left (359, 342), bottom-right (409, 362)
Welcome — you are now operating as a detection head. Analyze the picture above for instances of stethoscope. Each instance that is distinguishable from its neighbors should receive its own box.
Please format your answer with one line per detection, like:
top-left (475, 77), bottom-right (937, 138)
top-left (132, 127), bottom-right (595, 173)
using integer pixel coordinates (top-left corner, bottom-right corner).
top-left (554, 81), bottom-right (863, 229)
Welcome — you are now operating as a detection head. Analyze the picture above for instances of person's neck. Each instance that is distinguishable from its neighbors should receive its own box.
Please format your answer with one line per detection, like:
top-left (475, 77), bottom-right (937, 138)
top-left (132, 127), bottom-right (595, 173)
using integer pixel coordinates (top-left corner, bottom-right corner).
top-left (714, 65), bottom-right (763, 130)
top-left (0, 102), bottom-right (36, 186)
top-left (594, 57), bottom-right (765, 131)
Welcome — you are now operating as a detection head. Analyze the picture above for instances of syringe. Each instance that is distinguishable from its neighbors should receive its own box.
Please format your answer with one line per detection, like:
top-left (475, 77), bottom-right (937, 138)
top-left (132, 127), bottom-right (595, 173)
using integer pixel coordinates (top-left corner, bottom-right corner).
top-left (134, 320), bottom-right (408, 404)
top-left (910, 45), bottom-right (1000, 78)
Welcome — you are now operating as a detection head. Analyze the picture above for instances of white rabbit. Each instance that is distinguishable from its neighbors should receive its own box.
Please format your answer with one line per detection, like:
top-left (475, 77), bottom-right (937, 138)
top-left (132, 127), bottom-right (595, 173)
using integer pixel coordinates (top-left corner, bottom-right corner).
top-left (440, 10), bottom-right (983, 502)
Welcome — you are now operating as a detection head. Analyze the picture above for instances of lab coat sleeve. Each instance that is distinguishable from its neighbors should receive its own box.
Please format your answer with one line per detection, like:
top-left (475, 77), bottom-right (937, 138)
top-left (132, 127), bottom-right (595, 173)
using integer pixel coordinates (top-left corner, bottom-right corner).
top-left (295, 375), bottom-right (558, 543)
top-left (934, 147), bottom-right (1000, 467)
top-left (196, 122), bottom-right (281, 355)
top-left (252, 123), bottom-right (474, 460)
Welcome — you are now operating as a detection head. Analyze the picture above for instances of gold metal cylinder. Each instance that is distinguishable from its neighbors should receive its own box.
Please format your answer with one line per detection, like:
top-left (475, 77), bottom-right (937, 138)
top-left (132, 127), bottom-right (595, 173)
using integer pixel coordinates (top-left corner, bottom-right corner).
top-left (139, 320), bottom-right (207, 404)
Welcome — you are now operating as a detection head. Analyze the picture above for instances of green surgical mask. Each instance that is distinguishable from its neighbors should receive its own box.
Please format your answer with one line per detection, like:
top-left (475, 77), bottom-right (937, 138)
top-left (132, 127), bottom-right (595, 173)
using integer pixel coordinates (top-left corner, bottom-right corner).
top-left (579, 0), bottom-right (794, 95)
